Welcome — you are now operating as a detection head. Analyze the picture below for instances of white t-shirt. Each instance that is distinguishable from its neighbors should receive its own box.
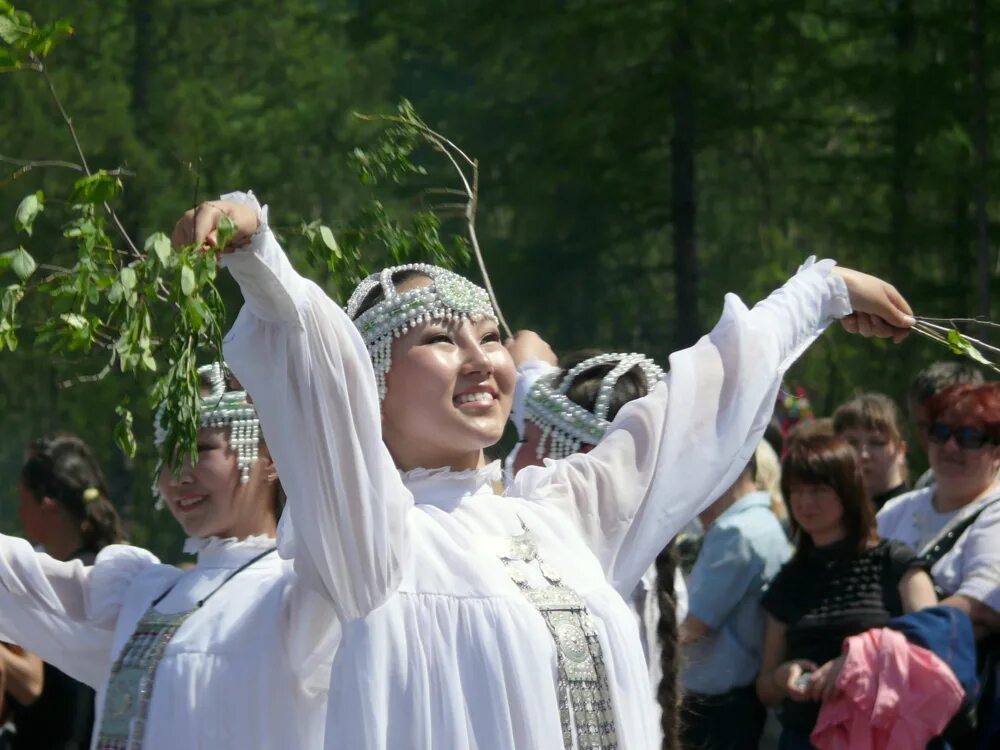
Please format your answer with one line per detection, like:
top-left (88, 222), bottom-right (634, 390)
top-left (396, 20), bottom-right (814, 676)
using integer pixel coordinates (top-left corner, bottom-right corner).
top-left (877, 485), bottom-right (1000, 613)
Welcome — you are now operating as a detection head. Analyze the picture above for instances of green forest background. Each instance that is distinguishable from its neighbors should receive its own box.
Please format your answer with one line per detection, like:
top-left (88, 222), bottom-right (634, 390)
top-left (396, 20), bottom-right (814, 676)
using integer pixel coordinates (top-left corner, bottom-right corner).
top-left (0, 0), bottom-right (997, 562)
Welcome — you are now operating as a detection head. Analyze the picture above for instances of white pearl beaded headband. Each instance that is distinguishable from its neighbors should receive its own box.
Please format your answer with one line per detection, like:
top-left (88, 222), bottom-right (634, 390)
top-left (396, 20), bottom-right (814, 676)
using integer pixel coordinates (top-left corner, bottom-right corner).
top-left (525, 353), bottom-right (664, 460)
top-left (346, 263), bottom-right (498, 400)
top-left (153, 362), bottom-right (261, 505)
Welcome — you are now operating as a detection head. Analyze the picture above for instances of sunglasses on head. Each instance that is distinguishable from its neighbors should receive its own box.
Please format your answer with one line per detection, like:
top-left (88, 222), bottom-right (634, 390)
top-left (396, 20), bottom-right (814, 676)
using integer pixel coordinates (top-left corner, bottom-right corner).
top-left (927, 422), bottom-right (994, 450)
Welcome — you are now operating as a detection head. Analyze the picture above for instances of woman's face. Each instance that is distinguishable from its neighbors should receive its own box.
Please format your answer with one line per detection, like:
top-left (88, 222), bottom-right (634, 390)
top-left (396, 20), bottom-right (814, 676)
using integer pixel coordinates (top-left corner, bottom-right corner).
top-left (157, 427), bottom-right (277, 539)
top-left (927, 413), bottom-right (1000, 499)
top-left (839, 427), bottom-right (906, 496)
top-left (380, 283), bottom-right (515, 470)
top-left (788, 481), bottom-right (846, 541)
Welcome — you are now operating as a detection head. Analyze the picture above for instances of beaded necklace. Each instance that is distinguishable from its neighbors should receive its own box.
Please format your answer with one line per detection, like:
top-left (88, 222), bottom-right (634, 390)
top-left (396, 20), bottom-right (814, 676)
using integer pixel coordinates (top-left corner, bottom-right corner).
top-left (94, 546), bottom-right (277, 750)
top-left (496, 524), bottom-right (618, 749)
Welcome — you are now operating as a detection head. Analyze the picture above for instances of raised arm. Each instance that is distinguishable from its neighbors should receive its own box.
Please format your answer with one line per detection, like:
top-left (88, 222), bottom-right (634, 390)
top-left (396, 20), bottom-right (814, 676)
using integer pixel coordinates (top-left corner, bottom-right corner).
top-left (512, 259), bottom-right (912, 595)
top-left (178, 193), bottom-right (412, 621)
top-left (0, 537), bottom-right (156, 688)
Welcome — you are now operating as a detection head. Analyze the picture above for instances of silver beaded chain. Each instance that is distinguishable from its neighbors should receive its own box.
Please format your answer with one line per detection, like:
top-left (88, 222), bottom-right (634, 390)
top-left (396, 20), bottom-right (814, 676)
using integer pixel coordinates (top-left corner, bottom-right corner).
top-left (346, 263), bottom-right (498, 401)
top-left (525, 353), bottom-right (664, 460)
top-left (152, 362), bottom-right (261, 506)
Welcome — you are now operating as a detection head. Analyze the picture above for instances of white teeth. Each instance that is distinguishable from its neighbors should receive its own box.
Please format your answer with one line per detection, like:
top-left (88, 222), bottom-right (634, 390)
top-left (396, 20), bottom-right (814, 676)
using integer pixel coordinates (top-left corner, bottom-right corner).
top-left (455, 392), bottom-right (494, 405)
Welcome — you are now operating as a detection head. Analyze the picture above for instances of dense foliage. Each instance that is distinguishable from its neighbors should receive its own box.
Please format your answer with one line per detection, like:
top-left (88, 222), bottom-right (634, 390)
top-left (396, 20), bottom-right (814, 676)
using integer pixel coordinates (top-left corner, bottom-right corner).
top-left (1, 0), bottom-right (997, 560)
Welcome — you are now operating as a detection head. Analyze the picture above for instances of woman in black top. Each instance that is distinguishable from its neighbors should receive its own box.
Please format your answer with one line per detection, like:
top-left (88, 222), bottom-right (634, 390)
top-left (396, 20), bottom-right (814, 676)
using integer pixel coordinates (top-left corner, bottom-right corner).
top-left (756, 433), bottom-right (937, 750)
top-left (7, 434), bottom-right (125, 750)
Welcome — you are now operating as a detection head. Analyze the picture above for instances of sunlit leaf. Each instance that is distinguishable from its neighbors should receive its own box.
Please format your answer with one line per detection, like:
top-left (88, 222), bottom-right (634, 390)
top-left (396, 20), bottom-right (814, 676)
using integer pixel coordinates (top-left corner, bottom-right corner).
top-left (14, 191), bottom-right (42, 236)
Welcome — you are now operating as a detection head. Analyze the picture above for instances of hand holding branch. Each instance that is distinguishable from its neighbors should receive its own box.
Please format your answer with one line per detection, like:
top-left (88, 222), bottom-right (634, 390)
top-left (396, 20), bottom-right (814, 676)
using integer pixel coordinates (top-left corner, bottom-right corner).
top-left (171, 201), bottom-right (259, 253)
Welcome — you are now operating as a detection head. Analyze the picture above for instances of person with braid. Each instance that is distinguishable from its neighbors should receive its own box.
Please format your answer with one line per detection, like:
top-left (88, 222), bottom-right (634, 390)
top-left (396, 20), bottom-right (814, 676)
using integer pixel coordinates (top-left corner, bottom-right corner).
top-left (177, 192), bottom-right (914, 749)
top-left (506, 334), bottom-right (688, 744)
top-left (678, 449), bottom-right (791, 750)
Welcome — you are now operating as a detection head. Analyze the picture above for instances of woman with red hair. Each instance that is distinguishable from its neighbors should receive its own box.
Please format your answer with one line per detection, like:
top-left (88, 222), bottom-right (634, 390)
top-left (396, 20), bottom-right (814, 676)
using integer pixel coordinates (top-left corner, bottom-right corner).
top-left (878, 382), bottom-right (1000, 638)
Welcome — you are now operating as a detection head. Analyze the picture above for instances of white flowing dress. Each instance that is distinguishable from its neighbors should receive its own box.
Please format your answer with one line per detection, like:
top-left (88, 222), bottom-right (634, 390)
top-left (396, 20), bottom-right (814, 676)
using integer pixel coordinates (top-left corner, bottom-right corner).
top-left (220, 191), bottom-right (852, 750)
top-left (0, 534), bottom-right (336, 749)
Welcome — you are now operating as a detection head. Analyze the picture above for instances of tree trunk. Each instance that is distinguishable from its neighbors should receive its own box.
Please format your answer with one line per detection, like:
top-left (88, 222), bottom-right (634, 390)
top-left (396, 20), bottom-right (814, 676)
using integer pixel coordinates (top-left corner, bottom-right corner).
top-left (890, 0), bottom-right (915, 289)
top-left (671, 19), bottom-right (700, 349)
top-left (971, 0), bottom-right (990, 316)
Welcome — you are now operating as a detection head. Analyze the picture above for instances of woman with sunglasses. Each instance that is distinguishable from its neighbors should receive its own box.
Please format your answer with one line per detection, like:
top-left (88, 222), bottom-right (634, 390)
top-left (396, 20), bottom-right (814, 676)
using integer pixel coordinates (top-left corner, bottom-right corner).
top-left (878, 382), bottom-right (1000, 638)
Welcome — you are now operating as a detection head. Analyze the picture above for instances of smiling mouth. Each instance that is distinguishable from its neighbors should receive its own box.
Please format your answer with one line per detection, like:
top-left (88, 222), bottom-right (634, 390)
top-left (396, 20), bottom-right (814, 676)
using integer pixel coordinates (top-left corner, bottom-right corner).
top-left (175, 495), bottom-right (207, 512)
top-left (454, 391), bottom-right (496, 407)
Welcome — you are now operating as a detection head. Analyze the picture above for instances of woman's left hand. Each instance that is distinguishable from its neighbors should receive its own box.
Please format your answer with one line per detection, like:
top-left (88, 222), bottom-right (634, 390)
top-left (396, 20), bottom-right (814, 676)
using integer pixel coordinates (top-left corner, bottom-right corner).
top-left (833, 267), bottom-right (914, 343)
top-left (805, 656), bottom-right (846, 702)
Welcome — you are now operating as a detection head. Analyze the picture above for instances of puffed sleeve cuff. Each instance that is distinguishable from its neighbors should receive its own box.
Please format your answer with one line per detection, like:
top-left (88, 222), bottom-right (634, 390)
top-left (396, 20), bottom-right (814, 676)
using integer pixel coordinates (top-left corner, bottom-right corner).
top-left (219, 190), bottom-right (307, 325)
top-left (86, 544), bottom-right (160, 620)
top-left (798, 257), bottom-right (852, 320)
top-left (957, 569), bottom-right (1000, 614)
top-left (511, 359), bottom-right (561, 439)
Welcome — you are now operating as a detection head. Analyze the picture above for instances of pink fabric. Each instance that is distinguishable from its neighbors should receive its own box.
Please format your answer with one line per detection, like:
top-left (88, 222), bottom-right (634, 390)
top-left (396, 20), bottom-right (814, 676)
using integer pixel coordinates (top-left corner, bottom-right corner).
top-left (811, 628), bottom-right (964, 750)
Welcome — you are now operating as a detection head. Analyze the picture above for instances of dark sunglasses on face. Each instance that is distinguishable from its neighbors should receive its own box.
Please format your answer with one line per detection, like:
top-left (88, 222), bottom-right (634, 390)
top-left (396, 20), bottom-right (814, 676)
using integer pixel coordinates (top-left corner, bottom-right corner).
top-left (927, 422), bottom-right (994, 450)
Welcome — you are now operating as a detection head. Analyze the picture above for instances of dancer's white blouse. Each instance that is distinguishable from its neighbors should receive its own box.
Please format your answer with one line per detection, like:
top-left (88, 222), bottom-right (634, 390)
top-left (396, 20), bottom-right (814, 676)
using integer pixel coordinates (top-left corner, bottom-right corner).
top-left (221, 192), bottom-right (852, 750)
top-left (0, 533), bottom-right (335, 750)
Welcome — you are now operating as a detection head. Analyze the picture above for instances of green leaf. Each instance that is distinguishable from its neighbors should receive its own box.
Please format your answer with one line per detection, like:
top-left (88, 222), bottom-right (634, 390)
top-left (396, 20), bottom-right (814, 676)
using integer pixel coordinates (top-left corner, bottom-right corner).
top-left (2, 247), bottom-right (36, 280)
top-left (216, 214), bottom-right (236, 248)
top-left (27, 19), bottom-right (72, 58)
top-left (0, 47), bottom-right (20, 70)
top-left (180, 264), bottom-right (195, 296)
top-left (145, 232), bottom-right (172, 265)
top-left (946, 329), bottom-right (991, 366)
top-left (319, 225), bottom-right (340, 256)
top-left (120, 266), bottom-right (137, 291)
top-left (0, 15), bottom-right (27, 45)
top-left (70, 171), bottom-right (121, 204)
top-left (59, 312), bottom-right (87, 329)
top-left (14, 191), bottom-right (42, 236)
top-left (114, 405), bottom-right (137, 458)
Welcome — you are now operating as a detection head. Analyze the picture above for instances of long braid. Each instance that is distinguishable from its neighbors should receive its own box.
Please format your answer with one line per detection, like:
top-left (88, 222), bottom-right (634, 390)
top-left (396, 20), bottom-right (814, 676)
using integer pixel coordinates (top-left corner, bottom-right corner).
top-left (655, 542), bottom-right (682, 749)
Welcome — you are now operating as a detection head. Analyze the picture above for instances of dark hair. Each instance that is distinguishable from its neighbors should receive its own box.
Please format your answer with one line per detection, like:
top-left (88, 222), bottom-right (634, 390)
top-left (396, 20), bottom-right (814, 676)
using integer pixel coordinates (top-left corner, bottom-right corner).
top-left (833, 392), bottom-right (906, 444)
top-left (557, 349), bottom-right (654, 423)
top-left (908, 361), bottom-right (985, 411)
top-left (926, 382), bottom-right (1000, 442)
top-left (20, 433), bottom-right (126, 552)
top-left (655, 544), bottom-right (680, 749)
top-left (781, 434), bottom-right (877, 562)
top-left (350, 269), bottom-right (430, 321)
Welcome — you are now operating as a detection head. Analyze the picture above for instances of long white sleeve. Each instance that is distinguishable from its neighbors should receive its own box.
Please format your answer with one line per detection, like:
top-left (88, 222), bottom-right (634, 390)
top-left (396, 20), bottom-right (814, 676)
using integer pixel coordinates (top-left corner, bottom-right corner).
top-left (220, 192), bottom-right (412, 622)
top-left (511, 258), bottom-right (851, 596)
top-left (0, 537), bottom-right (158, 688)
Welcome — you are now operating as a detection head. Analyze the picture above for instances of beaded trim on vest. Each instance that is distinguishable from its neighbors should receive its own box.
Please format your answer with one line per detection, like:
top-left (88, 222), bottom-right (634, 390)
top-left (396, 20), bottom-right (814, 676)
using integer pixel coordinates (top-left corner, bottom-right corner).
top-left (496, 526), bottom-right (618, 749)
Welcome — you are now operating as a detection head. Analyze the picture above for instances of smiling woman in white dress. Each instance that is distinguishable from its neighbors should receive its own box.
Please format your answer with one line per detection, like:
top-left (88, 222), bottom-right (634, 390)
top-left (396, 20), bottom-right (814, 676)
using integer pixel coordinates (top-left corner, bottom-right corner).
top-left (0, 364), bottom-right (336, 750)
top-left (176, 190), bottom-right (914, 750)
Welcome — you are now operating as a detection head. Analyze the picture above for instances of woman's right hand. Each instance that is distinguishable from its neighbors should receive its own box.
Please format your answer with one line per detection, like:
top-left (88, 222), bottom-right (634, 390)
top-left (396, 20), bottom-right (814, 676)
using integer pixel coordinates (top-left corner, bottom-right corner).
top-left (833, 267), bottom-right (914, 343)
top-left (505, 330), bottom-right (558, 367)
top-left (775, 659), bottom-right (818, 702)
top-left (171, 200), bottom-right (259, 253)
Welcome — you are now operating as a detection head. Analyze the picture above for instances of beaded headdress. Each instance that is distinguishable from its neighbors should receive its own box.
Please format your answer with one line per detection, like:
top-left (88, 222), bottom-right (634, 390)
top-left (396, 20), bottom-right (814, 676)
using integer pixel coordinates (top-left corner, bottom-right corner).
top-left (346, 263), bottom-right (498, 400)
top-left (525, 352), bottom-right (664, 460)
top-left (154, 362), bottom-right (261, 497)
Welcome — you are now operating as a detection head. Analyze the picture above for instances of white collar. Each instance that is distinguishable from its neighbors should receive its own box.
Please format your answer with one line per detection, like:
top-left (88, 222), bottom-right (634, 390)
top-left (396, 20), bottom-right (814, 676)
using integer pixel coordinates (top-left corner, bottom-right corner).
top-left (182, 533), bottom-right (278, 568)
top-left (400, 461), bottom-right (502, 509)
